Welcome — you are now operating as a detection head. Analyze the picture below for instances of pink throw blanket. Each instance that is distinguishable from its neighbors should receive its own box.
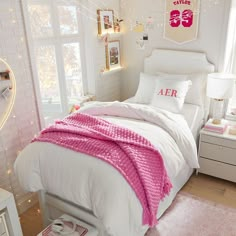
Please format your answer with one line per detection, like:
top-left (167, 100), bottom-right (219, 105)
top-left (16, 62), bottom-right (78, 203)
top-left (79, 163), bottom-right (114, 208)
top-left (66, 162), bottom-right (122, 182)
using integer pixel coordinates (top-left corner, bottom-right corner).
top-left (33, 113), bottom-right (172, 226)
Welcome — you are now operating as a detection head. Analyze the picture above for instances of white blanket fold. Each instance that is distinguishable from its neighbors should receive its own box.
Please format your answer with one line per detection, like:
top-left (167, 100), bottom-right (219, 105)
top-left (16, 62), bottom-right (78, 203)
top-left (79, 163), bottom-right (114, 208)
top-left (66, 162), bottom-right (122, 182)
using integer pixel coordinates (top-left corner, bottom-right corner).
top-left (80, 101), bottom-right (199, 169)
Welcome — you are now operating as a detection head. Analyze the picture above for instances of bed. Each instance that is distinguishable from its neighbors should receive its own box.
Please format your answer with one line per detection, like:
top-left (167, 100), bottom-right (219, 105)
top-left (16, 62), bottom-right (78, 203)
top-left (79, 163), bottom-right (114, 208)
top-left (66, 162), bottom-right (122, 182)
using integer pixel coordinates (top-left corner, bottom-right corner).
top-left (14, 49), bottom-right (214, 236)
top-left (125, 98), bottom-right (205, 142)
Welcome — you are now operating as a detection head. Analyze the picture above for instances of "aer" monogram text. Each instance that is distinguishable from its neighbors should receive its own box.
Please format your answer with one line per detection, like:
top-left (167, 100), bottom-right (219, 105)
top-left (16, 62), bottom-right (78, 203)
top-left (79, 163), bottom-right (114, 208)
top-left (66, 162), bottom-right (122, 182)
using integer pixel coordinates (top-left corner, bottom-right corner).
top-left (158, 89), bottom-right (177, 97)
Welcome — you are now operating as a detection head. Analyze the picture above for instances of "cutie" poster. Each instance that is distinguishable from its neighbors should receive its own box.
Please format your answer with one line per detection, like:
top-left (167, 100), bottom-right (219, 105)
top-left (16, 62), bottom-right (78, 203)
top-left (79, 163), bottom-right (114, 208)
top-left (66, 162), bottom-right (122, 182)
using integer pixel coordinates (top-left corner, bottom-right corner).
top-left (164, 0), bottom-right (200, 44)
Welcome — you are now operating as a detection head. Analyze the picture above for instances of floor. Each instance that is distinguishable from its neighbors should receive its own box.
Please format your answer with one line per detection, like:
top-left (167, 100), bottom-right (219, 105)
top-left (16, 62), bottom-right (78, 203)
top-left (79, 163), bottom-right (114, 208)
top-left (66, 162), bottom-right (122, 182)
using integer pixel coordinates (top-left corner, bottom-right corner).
top-left (20, 204), bottom-right (43, 236)
top-left (182, 173), bottom-right (236, 208)
top-left (20, 173), bottom-right (236, 236)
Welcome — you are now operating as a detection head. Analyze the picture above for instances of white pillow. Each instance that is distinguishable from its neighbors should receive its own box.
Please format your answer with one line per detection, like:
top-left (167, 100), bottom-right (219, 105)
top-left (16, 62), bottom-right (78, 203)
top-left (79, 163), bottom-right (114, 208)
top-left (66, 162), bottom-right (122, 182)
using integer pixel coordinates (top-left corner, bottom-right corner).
top-left (151, 79), bottom-right (192, 113)
top-left (187, 73), bottom-right (207, 106)
top-left (134, 72), bottom-right (160, 104)
top-left (156, 72), bottom-right (207, 106)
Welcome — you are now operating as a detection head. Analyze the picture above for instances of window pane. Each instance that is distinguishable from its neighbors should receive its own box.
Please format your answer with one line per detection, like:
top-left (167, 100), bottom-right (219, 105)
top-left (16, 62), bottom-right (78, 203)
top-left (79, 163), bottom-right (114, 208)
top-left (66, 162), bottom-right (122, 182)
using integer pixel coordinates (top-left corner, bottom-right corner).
top-left (63, 43), bottom-right (83, 107)
top-left (228, 86), bottom-right (236, 113)
top-left (28, 4), bottom-right (53, 38)
top-left (35, 46), bottom-right (62, 115)
top-left (58, 6), bottom-right (79, 35)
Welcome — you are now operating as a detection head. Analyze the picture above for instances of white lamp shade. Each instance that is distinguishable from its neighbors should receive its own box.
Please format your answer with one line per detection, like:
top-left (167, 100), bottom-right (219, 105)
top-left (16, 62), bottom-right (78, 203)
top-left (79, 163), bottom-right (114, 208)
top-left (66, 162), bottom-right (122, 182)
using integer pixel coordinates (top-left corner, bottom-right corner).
top-left (207, 73), bottom-right (235, 99)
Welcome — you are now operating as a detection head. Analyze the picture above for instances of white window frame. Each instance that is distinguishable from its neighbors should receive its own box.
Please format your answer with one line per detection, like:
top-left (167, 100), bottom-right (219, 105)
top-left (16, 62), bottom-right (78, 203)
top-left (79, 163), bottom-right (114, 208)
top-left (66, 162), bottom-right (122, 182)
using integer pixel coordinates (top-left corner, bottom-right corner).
top-left (21, 0), bottom-right (88, 127)
top-left (224, 3), bottom-right (236, 120)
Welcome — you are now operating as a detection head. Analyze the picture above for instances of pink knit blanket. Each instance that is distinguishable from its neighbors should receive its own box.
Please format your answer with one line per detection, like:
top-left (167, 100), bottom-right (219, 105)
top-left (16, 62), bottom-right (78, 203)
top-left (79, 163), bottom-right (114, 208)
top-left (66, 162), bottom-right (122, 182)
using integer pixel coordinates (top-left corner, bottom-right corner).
top-left (33, 113), bottom-right (172, 226)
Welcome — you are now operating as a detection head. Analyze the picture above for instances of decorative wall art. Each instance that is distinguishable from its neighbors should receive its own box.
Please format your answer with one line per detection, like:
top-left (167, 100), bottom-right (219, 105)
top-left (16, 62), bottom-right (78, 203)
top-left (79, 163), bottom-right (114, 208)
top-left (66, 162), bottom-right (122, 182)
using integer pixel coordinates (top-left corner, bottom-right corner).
top-left (114, 17), bottom-right (123, 32)
top-left (136, 38), bottom-right (145, 50)
top-left (146, 16), bottom-right (155, 30)
top-left (133, 21), bottom-right (144, 33)
top-left (105, 41), bottom-right (121, 70)
top-left (97, 9), bottom-right (115, 35)
top-left (164, 0), bottom-right (200, 44)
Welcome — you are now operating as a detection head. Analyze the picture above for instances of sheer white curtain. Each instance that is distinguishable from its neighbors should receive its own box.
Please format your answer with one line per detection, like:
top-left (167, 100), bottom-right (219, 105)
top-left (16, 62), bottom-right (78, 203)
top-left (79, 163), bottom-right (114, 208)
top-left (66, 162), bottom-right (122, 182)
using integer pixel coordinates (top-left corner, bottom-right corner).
top-left (224, 2), bottom-right (236, 117)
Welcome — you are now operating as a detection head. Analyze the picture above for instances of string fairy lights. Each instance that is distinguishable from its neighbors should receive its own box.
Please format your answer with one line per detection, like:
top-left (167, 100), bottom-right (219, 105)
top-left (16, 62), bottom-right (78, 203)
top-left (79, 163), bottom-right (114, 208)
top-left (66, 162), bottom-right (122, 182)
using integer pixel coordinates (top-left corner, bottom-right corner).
top-left (0, 3), bottom-right (41, 213)
top-left (0, 0), bottom-right (222, 215)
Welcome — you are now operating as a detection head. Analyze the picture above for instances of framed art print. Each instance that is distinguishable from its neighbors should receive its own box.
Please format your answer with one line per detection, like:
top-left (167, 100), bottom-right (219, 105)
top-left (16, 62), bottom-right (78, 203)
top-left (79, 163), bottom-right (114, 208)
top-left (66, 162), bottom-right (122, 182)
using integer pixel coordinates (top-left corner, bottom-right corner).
top-left (97, 9), bottom-right (114, 35)
top-left (105, 40), bottom-right (120, 70)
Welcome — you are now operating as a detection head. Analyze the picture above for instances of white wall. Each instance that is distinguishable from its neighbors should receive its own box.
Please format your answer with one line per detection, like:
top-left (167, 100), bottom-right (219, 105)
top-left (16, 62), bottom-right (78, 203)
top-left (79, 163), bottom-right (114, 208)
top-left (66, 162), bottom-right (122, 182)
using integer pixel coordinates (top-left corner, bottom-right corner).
top-left (120, 0), bottom-right (232, 100)
top-left (0, 1), bottom-right (40, 213)
top-left (83, 0), bottom-right (121, 101)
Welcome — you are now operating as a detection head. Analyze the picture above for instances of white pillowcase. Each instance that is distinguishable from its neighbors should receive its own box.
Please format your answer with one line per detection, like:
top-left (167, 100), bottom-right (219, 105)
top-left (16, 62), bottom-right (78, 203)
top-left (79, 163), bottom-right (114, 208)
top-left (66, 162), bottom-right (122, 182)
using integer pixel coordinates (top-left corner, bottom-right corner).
top-left (156, 72), bottom-right (207, 106)
top-left (151, 79), bottom-right (192, 113)
top-left (134, 72), bottom-right (159, 104)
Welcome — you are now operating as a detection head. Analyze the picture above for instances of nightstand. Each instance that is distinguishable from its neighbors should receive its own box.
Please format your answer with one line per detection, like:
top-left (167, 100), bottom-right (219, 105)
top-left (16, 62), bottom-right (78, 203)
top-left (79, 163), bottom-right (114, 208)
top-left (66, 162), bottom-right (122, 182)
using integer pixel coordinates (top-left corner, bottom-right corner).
top-left (198, 120), bottom-right (236, 182)
top-left (0, 189), bottom-right (23, 236)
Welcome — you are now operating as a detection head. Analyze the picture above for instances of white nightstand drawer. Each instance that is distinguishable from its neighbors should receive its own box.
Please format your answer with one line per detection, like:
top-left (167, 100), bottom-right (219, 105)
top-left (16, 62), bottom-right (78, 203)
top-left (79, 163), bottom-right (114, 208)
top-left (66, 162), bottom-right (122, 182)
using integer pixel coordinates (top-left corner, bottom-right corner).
top-left (199, 158), bottom-right (236, 182)
top-left (0, 218), bottom-right (6, 235)
top-left (200, 142), bottom-right (236, 165)
top-left (0, 213), bottom-right (8, 236)
top-left (0, 189), bottom-right (23, 236)
top-left (201, 133), bottom-right (236, 149)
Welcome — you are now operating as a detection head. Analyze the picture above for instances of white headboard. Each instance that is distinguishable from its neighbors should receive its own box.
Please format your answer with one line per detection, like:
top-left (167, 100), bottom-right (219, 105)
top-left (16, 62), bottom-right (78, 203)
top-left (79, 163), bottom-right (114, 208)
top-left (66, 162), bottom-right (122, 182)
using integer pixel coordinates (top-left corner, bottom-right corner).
top-left (143, 49), bottom-right (215, 127)
top-left (144, 49), bottom-right (215, 75)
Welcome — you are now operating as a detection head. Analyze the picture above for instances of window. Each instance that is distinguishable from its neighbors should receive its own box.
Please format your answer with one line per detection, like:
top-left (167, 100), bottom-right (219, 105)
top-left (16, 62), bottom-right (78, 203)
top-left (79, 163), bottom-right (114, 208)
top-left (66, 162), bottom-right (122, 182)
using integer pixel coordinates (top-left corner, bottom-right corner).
top-left (22, 0), bottom-right (87, 125)
top-left (224, 4), bottom-right (236, 118)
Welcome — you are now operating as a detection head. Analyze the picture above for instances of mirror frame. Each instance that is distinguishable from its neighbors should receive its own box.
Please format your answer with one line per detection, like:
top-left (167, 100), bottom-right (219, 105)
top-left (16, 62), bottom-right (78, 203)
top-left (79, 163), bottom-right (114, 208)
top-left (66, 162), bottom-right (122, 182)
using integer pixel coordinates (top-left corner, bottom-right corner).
top-left (0, 58), bottom-right (16, 130)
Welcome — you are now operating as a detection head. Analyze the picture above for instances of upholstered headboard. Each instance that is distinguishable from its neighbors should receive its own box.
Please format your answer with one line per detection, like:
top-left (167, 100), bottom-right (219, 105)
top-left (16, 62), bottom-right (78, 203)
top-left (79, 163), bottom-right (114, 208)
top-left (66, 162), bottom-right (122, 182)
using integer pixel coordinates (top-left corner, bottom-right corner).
top-left (144, 49), bottom-right (215, 75)
top-left (144, 49), bottom-right (215, 124)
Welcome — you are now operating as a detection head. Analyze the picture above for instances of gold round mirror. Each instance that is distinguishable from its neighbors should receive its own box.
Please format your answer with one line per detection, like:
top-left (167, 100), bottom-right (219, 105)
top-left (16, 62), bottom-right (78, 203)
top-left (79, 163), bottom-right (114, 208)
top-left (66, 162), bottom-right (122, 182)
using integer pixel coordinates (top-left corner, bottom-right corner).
top-left (0, 58), bottom-right (16, 130)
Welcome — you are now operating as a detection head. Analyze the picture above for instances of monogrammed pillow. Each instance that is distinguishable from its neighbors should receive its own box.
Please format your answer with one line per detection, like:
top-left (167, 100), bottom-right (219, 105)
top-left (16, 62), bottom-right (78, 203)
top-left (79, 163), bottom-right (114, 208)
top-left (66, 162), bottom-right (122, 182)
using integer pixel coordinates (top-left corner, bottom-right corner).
top-left (151, 79), bottom-right (192, 113)
top-left (156, 72), bottom-right (207, 106)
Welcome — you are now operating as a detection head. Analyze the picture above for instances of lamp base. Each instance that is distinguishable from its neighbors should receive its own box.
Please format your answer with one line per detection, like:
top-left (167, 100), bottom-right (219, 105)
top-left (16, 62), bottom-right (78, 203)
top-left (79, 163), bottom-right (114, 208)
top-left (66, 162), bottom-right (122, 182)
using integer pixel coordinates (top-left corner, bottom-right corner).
top-left (212, 118), bottom-right (222, 125)
top-left (212, 99), bottom-right (225, 124)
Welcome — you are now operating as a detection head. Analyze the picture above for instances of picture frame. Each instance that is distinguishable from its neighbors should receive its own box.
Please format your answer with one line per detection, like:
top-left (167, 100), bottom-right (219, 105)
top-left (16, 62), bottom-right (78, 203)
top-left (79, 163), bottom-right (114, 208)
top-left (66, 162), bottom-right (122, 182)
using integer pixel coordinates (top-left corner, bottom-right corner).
top-left (97, 9), bottom-right (114, 35)
top-left (105, 40), bottom-right (121, 70)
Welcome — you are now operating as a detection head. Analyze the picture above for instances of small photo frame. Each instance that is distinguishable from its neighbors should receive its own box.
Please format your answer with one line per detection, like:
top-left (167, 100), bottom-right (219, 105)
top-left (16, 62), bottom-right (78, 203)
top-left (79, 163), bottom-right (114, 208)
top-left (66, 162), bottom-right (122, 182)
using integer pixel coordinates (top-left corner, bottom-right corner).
top-left (105, 41), bottom-right (121, 70)
top-left (97, 9), bottom-right (114, 35)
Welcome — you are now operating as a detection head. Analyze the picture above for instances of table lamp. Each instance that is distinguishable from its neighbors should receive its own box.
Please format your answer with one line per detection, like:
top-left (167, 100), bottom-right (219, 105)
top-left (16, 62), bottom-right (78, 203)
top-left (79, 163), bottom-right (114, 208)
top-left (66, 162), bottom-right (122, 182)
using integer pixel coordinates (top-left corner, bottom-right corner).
top-left (207, 73), bottom-right (236, 125)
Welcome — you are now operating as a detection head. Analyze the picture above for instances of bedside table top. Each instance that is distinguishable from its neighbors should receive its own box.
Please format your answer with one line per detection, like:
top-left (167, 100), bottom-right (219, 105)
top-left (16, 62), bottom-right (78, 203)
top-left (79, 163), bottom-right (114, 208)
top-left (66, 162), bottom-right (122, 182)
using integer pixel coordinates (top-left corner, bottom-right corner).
top-left (0, 189), bottom-right (12, 202)
top-left (201, 120), bottom-right (236, 141)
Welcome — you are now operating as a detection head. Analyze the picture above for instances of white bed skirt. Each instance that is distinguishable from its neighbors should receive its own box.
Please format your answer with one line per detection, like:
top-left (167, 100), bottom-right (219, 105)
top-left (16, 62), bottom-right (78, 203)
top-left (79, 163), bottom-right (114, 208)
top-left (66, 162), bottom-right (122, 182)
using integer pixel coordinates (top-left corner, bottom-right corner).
top-left (39, 163), bottom-right (193, 236)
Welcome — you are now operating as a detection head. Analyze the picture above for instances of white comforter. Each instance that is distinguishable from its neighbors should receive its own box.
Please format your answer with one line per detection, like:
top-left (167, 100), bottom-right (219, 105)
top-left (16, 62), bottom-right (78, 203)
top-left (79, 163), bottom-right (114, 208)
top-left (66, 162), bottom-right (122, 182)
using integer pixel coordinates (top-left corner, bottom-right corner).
top-left (14, 102), bottom-right (198, 236)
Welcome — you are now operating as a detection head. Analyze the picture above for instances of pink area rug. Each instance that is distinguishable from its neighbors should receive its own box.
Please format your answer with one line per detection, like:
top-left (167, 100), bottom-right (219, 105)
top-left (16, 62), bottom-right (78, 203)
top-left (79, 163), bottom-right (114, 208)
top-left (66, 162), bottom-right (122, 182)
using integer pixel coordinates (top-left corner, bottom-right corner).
top-left (146, 192), bottom-right (236, 236)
